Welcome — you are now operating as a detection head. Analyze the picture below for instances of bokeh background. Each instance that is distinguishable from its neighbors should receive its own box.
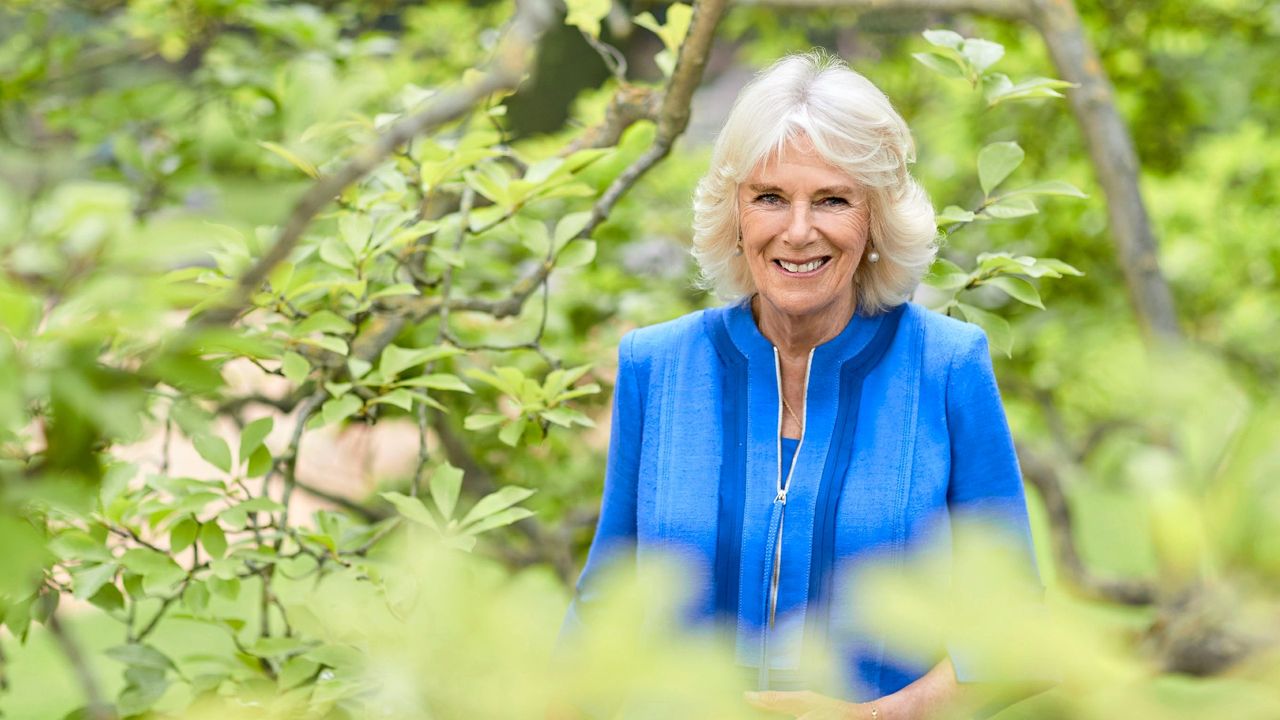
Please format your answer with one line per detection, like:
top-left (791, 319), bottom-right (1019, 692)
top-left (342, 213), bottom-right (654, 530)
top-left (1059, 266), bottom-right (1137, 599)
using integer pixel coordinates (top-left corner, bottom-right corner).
top-left (1, 0), bottom-right (1278, 718)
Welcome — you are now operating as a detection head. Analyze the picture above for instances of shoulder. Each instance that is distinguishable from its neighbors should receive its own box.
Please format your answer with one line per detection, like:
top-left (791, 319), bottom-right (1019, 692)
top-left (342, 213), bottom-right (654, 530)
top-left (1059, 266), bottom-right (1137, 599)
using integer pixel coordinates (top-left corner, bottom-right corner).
top-left (621, 306), bottom-right (720, 363)
top-left (896, 301), bottom-right (992, 375)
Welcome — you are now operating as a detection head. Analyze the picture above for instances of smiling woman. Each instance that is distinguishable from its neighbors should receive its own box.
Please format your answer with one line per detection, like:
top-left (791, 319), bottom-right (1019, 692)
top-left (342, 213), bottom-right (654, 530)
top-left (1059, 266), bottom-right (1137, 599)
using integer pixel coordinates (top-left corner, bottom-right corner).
top-left (560, 50), bottom-right (1043, 720)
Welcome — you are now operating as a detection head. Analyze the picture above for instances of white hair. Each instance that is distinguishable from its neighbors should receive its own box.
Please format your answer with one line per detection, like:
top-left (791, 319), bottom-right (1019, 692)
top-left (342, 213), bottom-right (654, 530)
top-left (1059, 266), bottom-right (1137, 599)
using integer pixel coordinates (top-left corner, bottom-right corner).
top-left (691, 50), bottom-right (937, 314)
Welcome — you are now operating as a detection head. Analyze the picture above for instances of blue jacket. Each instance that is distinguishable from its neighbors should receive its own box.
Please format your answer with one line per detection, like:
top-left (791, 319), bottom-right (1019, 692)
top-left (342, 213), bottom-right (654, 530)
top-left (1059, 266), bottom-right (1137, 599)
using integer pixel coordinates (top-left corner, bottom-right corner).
top-left (562, 297), bottom-right (1040, 700)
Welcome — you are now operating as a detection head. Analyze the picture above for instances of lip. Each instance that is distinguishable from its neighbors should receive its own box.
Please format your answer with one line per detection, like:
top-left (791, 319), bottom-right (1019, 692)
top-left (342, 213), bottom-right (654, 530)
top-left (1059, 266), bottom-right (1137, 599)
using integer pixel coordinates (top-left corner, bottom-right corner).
top-left (772, 256), bottom-right (831, 278)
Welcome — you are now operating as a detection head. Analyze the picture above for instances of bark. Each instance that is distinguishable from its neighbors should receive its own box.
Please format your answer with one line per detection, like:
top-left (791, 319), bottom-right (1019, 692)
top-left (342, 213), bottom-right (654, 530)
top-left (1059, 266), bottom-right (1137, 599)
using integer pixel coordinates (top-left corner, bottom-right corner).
top-left (1027, 0), bottom-right (1182, 340)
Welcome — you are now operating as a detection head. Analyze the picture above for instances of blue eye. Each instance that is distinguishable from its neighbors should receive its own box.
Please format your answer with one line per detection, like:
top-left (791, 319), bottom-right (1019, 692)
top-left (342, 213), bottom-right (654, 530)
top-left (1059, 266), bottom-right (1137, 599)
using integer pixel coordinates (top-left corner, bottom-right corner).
top-left (754, 193), bottom-right (783, 204)
top-left (820, 196), bottom-right (850, 207)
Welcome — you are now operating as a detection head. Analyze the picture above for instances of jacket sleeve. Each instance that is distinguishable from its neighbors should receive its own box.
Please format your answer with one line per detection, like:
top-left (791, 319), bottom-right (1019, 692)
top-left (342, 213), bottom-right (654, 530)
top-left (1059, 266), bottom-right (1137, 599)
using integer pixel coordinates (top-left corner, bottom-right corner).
top-left (943, 327), bottom-right (1044, 684)
top-left (557, 330), bottom-right (644, 646)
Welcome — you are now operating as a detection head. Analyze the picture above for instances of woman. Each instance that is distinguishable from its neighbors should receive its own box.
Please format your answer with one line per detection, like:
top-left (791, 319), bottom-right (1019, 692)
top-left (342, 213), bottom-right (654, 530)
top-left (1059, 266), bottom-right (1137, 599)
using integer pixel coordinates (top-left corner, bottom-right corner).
top-left (562, 51), bottom-right (1041, 719)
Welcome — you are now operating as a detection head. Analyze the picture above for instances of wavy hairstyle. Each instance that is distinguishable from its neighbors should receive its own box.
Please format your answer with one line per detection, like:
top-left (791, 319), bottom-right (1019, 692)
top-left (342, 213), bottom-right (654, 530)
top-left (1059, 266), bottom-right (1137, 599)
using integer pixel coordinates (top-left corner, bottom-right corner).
top-left (691, 50), bottom-right (937, 314)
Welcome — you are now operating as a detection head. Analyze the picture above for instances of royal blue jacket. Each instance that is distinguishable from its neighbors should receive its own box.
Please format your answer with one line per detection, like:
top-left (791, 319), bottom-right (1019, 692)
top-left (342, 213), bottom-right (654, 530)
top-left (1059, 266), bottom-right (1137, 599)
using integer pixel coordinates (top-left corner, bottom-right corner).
top-left (561, 297), bottom-right (1040, 700)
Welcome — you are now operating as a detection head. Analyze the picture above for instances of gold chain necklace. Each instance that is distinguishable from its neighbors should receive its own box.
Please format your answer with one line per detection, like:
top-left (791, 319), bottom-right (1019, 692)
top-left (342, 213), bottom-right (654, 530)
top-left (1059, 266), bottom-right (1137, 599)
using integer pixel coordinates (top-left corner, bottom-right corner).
top-left (781, 397), bottom-right (803, 431)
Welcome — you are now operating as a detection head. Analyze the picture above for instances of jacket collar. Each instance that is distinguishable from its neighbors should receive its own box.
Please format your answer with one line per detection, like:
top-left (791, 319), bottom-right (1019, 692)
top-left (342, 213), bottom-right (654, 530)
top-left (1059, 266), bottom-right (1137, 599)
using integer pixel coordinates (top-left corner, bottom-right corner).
top-left (722, 294), bottom-right (898, 367)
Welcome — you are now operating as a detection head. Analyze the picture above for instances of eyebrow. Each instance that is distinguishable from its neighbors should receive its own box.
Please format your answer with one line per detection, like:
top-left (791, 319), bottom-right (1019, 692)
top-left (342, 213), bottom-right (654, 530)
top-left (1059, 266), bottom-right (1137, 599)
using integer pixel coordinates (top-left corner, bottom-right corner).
top-left (745, 183), bottom-right (859, 196)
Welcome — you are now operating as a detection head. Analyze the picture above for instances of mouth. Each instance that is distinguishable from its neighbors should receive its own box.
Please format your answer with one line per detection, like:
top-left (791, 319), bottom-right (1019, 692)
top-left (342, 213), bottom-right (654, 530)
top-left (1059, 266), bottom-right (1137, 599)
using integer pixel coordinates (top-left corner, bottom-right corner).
top-left (773, 256), bottom-right (831, 276)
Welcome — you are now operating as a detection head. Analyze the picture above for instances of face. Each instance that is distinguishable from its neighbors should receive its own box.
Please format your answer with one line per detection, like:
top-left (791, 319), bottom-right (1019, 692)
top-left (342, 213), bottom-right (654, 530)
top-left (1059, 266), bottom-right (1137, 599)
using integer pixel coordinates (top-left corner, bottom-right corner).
top-left (737, 136), bottom-right (871, 326)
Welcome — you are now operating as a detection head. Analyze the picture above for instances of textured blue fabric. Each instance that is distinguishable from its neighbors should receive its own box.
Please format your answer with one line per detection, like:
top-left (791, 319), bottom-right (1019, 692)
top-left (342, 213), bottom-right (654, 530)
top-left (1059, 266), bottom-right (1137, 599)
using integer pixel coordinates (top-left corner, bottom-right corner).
top-left (780, 438), bottom-right (799, 477)
top-left (559, 297), bottom-right (1041, 701)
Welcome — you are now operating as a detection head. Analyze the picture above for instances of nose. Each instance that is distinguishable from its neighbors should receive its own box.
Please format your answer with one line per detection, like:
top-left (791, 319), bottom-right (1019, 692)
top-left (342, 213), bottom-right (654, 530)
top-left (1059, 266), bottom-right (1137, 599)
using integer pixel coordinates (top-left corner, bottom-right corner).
top-left (783, 201), bottom-right (817, 245)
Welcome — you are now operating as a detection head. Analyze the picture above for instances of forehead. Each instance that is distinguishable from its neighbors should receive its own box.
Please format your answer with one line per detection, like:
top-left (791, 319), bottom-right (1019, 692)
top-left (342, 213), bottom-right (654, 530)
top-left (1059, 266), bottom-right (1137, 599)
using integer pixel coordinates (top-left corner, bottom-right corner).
top-left (743, 136), bottom-right (856, 189)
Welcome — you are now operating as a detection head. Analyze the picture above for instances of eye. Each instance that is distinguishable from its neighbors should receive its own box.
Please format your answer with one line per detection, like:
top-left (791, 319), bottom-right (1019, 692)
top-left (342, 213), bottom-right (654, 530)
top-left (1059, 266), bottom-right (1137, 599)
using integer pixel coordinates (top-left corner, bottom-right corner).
top-left (819, 196), bottom-right (850, 207)
top-left (753, 193), bottom-right (783, 205)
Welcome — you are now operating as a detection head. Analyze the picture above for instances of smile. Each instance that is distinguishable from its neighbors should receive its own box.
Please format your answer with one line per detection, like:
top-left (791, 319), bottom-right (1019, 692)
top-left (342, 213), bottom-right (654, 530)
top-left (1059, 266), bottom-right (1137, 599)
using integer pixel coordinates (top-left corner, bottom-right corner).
top-left (773, 256), bottom-right (831, 276)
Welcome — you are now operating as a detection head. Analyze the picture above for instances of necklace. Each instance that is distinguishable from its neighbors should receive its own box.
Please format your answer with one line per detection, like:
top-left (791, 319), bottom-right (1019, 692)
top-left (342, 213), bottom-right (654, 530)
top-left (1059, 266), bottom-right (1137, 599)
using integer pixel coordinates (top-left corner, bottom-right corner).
top-left (781, 397), bottom-right (803, 432)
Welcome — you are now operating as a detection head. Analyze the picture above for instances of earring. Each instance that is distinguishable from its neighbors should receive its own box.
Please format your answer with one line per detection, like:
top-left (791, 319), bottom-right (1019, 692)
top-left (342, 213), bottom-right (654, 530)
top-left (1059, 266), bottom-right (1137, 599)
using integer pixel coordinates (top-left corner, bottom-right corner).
top-left (867, 248), bottom-right (880, 264)
top-left (735, 234), bottom-right (743, 256)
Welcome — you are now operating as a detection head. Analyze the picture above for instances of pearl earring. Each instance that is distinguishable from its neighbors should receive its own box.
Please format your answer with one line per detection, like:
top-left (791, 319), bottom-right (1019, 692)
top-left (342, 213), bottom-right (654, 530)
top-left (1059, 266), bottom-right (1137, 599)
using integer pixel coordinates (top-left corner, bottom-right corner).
top-left (867, 249), bottom-right (880, 264)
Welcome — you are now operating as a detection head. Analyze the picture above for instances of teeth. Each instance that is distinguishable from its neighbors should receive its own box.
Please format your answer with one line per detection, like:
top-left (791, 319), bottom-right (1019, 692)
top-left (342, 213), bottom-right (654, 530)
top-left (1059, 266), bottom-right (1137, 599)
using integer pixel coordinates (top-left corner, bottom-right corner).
top-left (779, 258), bottom-right (824, 273)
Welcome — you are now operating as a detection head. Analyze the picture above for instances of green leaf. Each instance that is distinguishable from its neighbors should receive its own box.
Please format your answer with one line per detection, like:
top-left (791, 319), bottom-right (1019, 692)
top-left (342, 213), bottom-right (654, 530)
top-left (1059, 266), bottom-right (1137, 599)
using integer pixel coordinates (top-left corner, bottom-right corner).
top-left (371, 388), bottom-right (415, 411)
top-left (464, 413), bottom-right (506, 431)
top-left (1031, 258), bottom-right (1085, 277)
top-left (977, 141), bottom-right (1025, 196)
top-left (936, 205), bottom-right (976, 224)
top-left (981, 195), bottom-right (1038, 219)
top-left (961, 38), bottom-right (1004, 73)
top-left (430, 463), bottom-right (464, 521)
top-left (541, 407), bottom-right (594, 428)
top-left (565, 0), bottom-right (611, 37)
top-left (247, 446), bottom-right (273, 477)
top-left (985, 276), bottom-right (1044, 309)
top-left (299, 334), bottom-right (349, 356)
top-left (557, 239), bottom-right (597, 268)
top-left (395, 373), bottom-right (473, 393)
top-left (955, 303), bottom-right (1014, 357)
top-left (89, 582), bottom-right (125, 613)
top-left (498, 417), bottom-right (528, 447)
top-left (170, 517), bottom-right (199, 554)
top-left (319, 238), bottom-right (356, 271)
top-left (182, 581), bottom-right (210, 612)
top-left (106, 643), bottom-right (176, 671)
top-left (461, 486), bottom-right (535, 528)
top-left (923, 29), bottom-right (964, 49)
top-left (296, 310), bottom-right (355, 336)
top-left (518, 218), bottom-right (551, 256)
top-left (380, 344), bottom-right (457, 378)
top-left (924, 258), bottom-right (971, 292)
top-left (200, 522), bottom-right (228, 559)
top-left (281, 352), bottom-right (309, 384)
top-left (239, 417), bottom-right (274, 463)
top-left (463, 507), bottom-right (535, 535)
top-left (380, 492), bottom-right (439, 530)
top-left (209, 576), bottom-right (240, 600)
top-left (49, 530), bottom-right (111, 562)
top-left (370, 283), bottom-right (420, 299)
top-left (999, 180), bottom-right (1088, 199)
top-left (258, 141), bottom-right (319, 179)
top-left (72, 563), bottom-right (118, 601)
top-left (348, 357), bottom-right (372, 379)
top-left (554, 211), bottom-right (593, 249)
top-left (635, 4), bottom-right (692, 55)
top-left (192, 435), bottom-right (232, 473)
top-left (912, 52), bottom-right (965, 80)
top-left (322, 395), bottom-right (363, 425)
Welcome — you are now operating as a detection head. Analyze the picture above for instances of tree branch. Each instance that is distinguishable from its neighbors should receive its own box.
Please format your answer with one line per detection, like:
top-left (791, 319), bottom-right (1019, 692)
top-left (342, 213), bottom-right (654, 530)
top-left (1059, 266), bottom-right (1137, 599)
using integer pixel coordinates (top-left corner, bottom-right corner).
top-left (46, 610), bottom-right (112, 720)
top-left (1026, 0), bottom-right (1181, 340)
top-left (1016, 441), bottom-right (1156, 605)
top-left (193, 0), bottom-right (558, 327)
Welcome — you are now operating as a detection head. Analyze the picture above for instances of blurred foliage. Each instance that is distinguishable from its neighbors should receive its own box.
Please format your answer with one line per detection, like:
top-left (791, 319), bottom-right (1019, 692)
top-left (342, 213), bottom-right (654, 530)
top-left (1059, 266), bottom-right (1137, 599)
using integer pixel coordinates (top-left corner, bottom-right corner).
top-left (0, 0), bottom-right (1278, 718)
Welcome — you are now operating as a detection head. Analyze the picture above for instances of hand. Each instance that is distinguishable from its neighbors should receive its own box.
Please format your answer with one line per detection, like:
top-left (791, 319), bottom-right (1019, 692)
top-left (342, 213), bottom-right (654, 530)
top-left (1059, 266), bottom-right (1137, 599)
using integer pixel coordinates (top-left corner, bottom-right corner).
top-left (744, 690), bottom-right (869, 719)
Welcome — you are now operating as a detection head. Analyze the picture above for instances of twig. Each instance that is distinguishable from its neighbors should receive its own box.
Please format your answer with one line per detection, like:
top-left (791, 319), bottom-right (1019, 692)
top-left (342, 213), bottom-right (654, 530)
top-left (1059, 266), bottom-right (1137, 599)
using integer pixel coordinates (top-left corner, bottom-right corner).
top-left (193, 0), bottom-right (558, 327)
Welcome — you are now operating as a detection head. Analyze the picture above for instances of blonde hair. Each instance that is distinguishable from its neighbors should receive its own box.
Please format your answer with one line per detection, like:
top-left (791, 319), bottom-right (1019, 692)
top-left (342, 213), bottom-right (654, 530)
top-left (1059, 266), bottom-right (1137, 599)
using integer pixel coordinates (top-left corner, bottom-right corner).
top-left (691, 50), bottom-right (937, 314)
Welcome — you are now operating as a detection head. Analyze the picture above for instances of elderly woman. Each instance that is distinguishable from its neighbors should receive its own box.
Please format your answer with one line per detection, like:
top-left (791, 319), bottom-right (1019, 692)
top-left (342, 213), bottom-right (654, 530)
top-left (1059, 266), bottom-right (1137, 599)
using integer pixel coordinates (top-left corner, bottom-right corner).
top-left (562, 51), bottom-right (1041, 719)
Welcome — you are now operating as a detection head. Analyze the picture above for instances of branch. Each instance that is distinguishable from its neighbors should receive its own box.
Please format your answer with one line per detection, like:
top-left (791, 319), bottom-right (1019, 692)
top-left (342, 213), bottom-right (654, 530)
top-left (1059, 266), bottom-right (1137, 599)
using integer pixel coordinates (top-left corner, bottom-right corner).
top-left (1026, 0), bottom-right (1181, 340)
top-left (1016, 441), bottom-right (1155, 605)
top-left (46, 610), bottom-right (112, 720)
top-left (192, 0), bottom-right (558, 327)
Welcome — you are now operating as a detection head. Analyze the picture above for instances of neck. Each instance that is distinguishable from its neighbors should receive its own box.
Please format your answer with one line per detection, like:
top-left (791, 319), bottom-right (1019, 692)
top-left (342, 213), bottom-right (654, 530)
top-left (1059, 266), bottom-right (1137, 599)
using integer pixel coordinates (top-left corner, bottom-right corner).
top-left (751, 290), bottom-right (857, 360)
